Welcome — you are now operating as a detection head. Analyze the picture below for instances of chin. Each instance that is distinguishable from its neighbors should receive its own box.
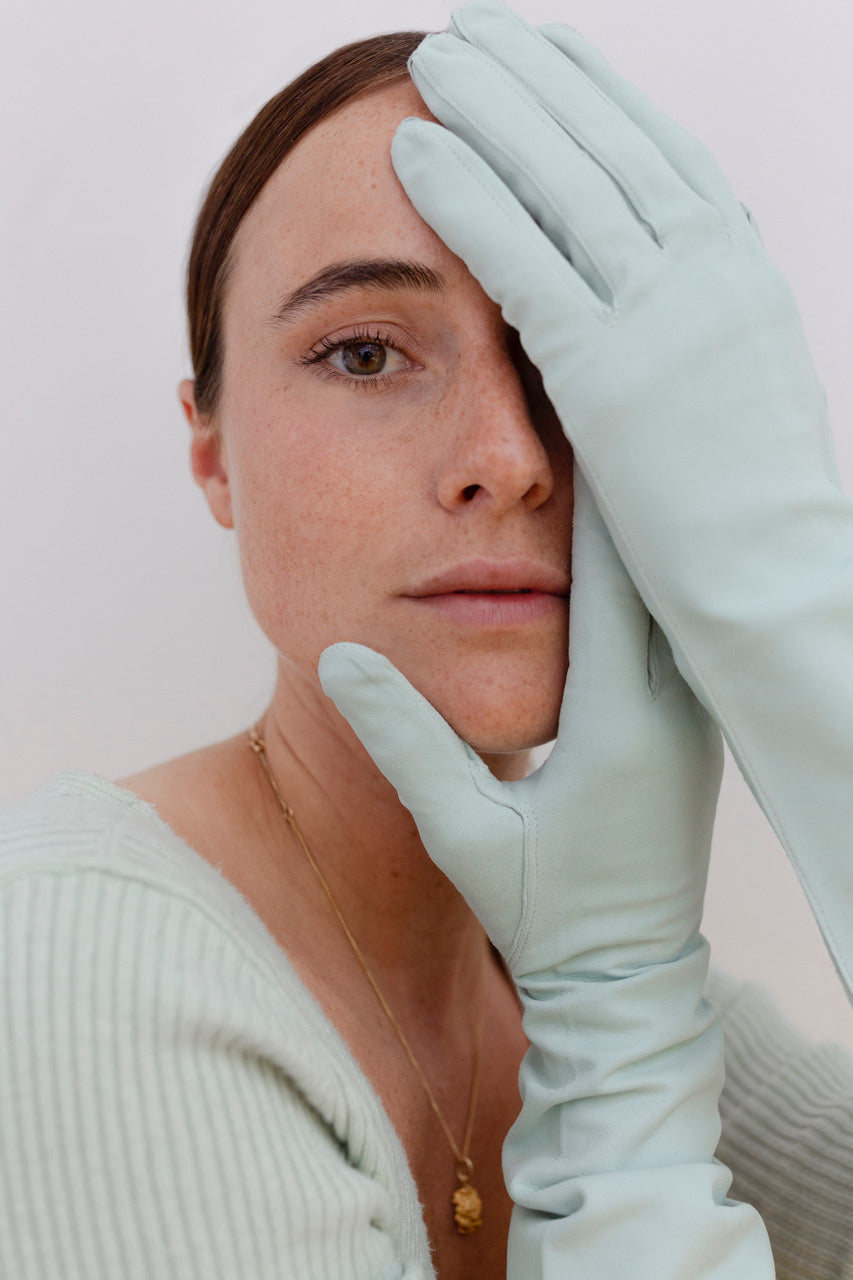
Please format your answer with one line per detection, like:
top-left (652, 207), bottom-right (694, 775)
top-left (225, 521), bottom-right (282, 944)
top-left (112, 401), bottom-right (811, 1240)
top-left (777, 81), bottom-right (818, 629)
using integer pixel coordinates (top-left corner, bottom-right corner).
top-left (452, 707), bottom-right (558, 757)
top-left (369, 625), bottom-right (568, 764)
top-left (421, 662), bottom-right (564, 759)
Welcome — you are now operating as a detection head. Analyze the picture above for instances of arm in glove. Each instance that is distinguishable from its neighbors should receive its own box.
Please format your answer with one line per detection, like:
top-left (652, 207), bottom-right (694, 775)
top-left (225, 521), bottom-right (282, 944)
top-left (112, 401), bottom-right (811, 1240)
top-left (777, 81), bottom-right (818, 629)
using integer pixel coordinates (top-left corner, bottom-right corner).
top-left (392, 0), bottom-right (853, 1003)
top-left (320, 474), bottom-right (773, 1278)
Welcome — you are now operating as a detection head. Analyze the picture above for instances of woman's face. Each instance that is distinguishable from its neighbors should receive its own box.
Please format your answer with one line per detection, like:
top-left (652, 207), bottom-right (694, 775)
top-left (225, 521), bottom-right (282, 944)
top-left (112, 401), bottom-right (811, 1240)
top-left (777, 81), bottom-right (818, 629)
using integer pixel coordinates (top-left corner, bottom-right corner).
top-left (188, 79), bottom-right (573, 754)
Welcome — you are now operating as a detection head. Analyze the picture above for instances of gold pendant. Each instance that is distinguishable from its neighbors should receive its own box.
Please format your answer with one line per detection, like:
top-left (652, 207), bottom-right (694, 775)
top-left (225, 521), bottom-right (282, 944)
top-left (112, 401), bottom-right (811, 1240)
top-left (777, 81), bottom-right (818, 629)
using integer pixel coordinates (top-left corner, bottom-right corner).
top-left (452, 1179), bottom-right (483, 1235)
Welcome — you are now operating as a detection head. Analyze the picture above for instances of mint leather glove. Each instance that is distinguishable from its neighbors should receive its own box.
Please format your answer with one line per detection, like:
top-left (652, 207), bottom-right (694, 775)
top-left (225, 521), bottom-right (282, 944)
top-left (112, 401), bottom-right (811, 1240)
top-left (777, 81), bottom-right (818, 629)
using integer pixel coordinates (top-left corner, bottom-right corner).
top-left (320, 474), bottom-right (773, 1277)
top-left (392, 1), bottom-right (853, 1005)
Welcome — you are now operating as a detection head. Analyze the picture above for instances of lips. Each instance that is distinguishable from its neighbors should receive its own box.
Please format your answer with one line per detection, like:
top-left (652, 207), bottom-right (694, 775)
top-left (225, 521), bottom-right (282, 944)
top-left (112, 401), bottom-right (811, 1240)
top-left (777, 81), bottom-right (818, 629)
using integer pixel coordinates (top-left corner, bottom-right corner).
top-left (407, 557), bottom-right (570, 599)
top-left (403, 558), bottom-right (570, 627)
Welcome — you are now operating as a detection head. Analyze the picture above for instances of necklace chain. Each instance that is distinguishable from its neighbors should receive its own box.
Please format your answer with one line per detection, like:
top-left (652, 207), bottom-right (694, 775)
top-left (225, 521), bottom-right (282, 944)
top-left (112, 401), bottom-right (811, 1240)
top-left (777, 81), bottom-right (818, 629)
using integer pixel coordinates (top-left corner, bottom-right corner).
top-left (248, 725), bottom-right (486, 1234)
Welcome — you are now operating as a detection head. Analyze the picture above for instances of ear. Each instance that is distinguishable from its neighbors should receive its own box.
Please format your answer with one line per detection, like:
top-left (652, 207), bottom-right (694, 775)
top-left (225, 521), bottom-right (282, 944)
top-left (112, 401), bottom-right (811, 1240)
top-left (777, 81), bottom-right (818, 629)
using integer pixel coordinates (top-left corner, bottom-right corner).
top-left (180, 379), bottom-right (234, 529)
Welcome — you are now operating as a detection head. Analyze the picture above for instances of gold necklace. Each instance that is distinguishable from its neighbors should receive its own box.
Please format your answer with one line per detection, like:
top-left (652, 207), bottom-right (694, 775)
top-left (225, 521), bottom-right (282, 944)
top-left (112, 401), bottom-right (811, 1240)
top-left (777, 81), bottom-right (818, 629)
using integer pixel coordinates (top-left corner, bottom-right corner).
top-left (249, 725), bottom-right (486, 1235)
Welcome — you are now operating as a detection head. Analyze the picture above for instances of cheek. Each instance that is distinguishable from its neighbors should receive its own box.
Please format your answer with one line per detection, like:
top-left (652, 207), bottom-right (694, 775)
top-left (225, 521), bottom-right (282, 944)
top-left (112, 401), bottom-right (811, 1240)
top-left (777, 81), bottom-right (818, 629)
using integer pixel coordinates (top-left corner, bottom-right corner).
top-left (227, 404), bottom-right (416, 670)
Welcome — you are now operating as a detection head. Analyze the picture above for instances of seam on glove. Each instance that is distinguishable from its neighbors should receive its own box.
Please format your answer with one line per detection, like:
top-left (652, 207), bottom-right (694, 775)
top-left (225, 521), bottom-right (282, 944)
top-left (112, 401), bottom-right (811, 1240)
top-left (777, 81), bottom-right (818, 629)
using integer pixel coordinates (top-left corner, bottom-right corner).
top-left (451, 4), bottom-right (672, 249)
top-left (646, 614), bottom-right (662, 699)
top-left (408, 118), bottom-right (611, 323)
top-left (412, 47), bottom-right (621, 307)
top-left (571, 446), bottom-right (851, 996)
top-left (461, 748), bottom-right (536, 970)
top-left (506, 804), bottom-right (539, 972)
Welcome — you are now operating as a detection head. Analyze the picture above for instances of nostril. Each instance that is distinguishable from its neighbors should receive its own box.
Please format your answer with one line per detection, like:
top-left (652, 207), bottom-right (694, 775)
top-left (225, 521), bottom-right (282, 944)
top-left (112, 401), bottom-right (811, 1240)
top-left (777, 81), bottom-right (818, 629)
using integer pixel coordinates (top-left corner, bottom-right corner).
top-left (462, 484), bottom-right (480, 502)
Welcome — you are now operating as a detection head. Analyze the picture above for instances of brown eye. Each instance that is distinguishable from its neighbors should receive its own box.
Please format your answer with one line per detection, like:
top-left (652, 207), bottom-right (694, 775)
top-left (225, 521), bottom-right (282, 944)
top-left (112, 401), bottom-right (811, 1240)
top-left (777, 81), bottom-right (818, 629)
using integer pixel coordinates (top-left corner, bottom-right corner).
top-left (306, 333), bottom-right (413, 385)
top-left (341, 341), bottom-right (387, 375)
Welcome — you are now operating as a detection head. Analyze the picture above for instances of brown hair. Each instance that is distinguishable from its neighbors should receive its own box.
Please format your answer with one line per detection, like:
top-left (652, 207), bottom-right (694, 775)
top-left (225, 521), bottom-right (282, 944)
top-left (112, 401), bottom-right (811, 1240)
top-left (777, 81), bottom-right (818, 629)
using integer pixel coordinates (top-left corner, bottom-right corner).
top-left (186, 31), bottom-right (427, 418)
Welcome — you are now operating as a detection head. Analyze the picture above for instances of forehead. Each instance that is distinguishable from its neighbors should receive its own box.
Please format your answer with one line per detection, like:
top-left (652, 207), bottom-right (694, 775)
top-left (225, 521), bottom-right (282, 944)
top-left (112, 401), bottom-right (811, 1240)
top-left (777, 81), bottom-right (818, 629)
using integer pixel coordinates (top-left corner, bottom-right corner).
top-left (229, 80), bottom-right (454, 297)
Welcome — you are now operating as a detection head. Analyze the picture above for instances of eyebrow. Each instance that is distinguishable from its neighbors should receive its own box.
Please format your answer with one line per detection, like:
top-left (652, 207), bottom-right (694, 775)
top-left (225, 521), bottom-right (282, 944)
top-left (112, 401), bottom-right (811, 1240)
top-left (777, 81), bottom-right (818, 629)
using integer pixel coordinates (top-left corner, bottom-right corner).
top-left (270, 258), bottom-right (445, 325)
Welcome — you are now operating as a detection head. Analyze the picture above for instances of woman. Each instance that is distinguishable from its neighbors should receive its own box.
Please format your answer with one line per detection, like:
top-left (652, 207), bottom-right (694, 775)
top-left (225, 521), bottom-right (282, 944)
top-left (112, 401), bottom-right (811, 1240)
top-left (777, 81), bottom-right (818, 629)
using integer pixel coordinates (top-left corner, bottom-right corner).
top-left (2, 4), bottom-right (852, 1277)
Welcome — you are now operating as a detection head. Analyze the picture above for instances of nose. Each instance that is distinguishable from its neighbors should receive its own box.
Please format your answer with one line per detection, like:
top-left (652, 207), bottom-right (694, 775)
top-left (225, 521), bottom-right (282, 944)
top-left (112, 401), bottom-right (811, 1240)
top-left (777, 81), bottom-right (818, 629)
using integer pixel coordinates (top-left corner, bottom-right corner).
top-left (435, 335), bottom-right (562, 515)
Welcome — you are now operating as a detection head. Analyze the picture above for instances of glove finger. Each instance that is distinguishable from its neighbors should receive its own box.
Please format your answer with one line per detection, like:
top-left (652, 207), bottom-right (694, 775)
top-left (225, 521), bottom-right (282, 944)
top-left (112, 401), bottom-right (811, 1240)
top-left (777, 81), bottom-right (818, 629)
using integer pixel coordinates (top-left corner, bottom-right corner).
top-left (547, 469), bottom-right (721, 820)
top-left (319, 641), bottom-right (487, 816)
top-left (545, 467), bottom-right (659, 773)
top-left (392, 116), bottom-right (606, 342)
top-left (409, 31), bottom-right (657, 301)
top-left (532, 472), bottom-right (721, 969)
top-left (318, 642), bottom-right (527, 952)
top-left (438, 1), bottom-right (723, 251)
top-left (538, 19), bottom-right (748, 237)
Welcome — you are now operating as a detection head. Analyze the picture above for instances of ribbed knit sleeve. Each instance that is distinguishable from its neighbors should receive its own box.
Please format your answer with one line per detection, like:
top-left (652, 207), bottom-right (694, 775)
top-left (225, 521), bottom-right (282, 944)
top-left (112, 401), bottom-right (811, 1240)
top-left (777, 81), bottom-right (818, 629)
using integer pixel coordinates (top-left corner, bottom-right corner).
top-left (709, 970), bottom-right (853, 1280)
top-left (6, 776), bottom-right (853, 1279)
top-left (0, 775), bottom-right (434, 1280)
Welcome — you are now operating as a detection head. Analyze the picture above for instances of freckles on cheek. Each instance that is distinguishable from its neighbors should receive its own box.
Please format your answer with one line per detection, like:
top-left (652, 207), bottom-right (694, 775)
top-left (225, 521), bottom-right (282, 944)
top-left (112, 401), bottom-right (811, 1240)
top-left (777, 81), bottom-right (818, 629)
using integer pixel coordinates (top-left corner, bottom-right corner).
top-left (232, 431), bottom-right (378, 626)
top-left (225, 364), bottom-right (430, 634)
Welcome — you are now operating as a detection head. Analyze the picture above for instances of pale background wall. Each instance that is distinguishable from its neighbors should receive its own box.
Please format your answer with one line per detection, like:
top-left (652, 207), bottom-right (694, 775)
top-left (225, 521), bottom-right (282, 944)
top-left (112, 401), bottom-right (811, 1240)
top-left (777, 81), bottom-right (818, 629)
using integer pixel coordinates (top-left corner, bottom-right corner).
top-left (2, 0), bottom-right (852, 1049)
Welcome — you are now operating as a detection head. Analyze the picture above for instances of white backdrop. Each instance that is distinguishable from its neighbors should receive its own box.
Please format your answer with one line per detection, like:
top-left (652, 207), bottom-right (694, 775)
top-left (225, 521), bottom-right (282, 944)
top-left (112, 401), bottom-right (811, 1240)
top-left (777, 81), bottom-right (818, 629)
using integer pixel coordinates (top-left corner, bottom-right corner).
top-left (3, 0), bottom-right (853, 1049)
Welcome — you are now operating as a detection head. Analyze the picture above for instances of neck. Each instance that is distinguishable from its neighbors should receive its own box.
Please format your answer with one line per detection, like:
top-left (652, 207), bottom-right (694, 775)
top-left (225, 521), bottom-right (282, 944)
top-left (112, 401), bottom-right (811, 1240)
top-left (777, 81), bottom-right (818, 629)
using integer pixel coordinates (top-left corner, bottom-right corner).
top-left (254, 656), bottom-right (529, 1012)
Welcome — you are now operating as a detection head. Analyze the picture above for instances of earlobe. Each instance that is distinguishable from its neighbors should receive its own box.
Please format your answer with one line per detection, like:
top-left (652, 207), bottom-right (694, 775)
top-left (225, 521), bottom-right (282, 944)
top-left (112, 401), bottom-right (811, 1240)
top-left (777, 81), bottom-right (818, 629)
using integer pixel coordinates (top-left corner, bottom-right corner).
top-left (180, 378), bottom-right (234, 530)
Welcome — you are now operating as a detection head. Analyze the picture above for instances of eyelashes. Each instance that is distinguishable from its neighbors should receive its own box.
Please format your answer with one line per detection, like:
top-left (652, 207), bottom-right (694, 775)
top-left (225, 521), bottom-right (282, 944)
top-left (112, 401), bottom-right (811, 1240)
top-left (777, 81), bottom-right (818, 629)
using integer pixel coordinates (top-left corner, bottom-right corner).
top-left (299, 327), bottom-right (414, 393)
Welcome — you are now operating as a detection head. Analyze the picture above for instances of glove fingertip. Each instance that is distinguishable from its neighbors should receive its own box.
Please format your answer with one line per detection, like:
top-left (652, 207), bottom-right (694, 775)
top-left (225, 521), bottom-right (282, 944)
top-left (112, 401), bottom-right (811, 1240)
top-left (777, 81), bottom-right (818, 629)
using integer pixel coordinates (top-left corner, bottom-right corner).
top-left (538, 21), bottom-right (587, 43)
top-left (317, 641), bottom-right (390, 700)
top-left (319, 643), bottom-right (462, 757)
top-left (449, 0), bottom-right (515, 37)
top-left (390, 115), bottom-right (439, 162)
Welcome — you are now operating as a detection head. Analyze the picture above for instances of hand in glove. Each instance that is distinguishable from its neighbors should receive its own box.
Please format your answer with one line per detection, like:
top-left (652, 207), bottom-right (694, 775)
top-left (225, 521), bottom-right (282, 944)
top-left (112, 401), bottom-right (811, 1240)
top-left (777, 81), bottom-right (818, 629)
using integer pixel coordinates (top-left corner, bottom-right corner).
top-left (320, 474), bottom-right (773, 1277)
top-left (392, 0), bottom-right (853, 1004)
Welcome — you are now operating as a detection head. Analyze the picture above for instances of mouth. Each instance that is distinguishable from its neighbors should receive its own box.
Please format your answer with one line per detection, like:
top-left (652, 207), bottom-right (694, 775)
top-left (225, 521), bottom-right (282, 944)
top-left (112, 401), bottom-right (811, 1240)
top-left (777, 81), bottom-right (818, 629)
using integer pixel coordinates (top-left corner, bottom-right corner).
top-left (409, 589), bottom-right (565, 626)
top-left (404, 559), bottom-right (570, 626)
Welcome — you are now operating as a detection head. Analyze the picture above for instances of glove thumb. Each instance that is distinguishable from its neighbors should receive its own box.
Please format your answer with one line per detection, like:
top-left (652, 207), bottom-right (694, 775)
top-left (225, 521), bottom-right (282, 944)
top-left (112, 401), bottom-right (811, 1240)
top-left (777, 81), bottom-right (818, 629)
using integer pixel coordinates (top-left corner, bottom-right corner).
top-left (318, 641), bottom-right (525, 952)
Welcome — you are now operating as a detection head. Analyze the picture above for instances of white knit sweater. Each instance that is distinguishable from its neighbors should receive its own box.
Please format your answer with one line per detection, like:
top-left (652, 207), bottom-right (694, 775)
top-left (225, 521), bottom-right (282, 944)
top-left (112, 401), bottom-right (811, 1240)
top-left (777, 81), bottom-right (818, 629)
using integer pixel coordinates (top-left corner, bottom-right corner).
top-left (1, 772), bottom-right (852, 1279)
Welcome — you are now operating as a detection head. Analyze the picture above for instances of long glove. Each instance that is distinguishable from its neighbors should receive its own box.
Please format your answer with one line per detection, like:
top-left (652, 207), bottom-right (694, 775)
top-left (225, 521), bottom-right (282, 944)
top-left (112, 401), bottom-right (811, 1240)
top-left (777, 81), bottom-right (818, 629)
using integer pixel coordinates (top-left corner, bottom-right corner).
top-left (320, 474), bottom-right (774, 1277)
top-left (392, 1), bottom-right (853, 1001)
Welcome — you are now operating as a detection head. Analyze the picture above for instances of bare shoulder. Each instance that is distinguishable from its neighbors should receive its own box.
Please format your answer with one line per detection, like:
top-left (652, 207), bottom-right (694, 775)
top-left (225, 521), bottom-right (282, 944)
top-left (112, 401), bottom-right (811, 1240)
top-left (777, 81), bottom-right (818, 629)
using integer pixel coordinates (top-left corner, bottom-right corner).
top-left (119, 733), bottom-right (262, 869)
